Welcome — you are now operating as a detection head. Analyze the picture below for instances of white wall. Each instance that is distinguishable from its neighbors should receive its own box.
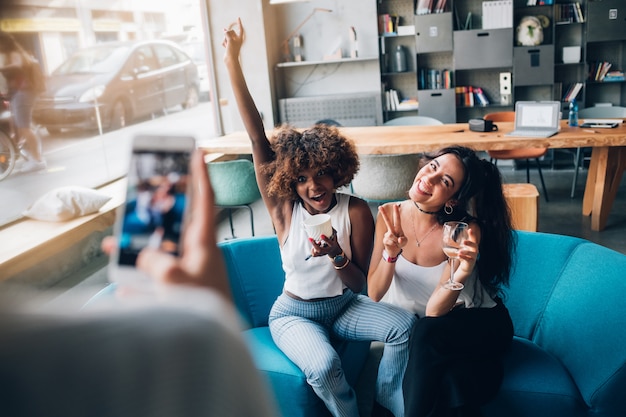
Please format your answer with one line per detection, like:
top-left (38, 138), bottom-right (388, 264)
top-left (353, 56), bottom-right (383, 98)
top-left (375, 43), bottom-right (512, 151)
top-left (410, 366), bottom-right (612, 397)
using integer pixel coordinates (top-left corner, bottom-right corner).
top-left (205, 0), bottom-right (379, 129)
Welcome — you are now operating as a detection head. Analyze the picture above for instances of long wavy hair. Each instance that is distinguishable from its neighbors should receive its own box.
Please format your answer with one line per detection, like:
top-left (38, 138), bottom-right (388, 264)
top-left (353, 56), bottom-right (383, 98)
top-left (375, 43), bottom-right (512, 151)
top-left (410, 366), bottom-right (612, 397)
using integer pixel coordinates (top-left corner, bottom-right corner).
top-left (260, 124), bottom-right (359, 201)
top-left (419, 146), bottom-right (515, 297)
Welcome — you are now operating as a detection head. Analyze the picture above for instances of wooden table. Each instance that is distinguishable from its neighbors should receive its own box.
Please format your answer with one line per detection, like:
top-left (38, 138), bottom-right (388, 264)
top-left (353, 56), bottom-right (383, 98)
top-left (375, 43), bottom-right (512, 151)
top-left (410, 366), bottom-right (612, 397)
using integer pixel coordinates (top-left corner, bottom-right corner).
top-left (198, 121), bottom-right (626, 231)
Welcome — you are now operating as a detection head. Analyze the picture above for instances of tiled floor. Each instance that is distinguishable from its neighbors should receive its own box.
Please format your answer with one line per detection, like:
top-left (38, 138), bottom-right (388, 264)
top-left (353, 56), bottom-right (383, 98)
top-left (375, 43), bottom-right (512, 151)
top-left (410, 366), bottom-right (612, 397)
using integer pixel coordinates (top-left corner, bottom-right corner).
top-left (217, 160), bottom-right (626, 255)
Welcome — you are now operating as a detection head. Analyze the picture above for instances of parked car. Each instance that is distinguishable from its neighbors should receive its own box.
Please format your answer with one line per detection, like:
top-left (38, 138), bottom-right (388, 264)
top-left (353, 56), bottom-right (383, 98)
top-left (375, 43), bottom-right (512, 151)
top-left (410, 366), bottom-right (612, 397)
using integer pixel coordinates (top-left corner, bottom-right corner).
top-left (33, 40), bottom-right (199, 133)
top-left (181, 41), bottom-right (211, 101)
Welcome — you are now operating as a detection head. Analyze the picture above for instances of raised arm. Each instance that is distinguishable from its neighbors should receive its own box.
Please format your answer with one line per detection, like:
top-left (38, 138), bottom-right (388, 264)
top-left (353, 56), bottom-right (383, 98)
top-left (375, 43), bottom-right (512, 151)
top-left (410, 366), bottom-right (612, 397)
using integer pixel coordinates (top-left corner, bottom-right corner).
top-left (223, 18), bottom-right (289, 229)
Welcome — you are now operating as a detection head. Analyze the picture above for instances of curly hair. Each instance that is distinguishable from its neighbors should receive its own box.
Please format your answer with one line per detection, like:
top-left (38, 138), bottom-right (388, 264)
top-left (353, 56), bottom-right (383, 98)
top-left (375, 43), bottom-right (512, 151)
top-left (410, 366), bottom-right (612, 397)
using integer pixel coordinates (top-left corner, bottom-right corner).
top-left (260, 124), bottom-right (359, 201)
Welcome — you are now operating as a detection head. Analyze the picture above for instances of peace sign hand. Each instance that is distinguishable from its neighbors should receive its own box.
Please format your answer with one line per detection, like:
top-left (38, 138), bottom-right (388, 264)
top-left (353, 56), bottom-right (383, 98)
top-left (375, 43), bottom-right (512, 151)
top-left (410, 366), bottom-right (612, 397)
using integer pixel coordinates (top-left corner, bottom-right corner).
top-left (378, 204), bottom-right (408, 255)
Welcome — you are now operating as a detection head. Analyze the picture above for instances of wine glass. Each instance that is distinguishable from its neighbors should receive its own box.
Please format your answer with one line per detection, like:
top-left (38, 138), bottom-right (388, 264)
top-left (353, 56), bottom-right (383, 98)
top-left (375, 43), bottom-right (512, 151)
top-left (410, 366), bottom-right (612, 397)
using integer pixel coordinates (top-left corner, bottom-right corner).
top-left (442, 221), bottom-right (469, 290)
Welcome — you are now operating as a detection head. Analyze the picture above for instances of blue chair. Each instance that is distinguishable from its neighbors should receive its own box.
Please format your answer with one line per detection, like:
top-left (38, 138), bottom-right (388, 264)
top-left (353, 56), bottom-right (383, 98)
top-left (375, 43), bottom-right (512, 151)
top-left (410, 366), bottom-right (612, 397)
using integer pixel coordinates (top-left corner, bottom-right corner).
top-left (208, 159), bottom-right (261, 239)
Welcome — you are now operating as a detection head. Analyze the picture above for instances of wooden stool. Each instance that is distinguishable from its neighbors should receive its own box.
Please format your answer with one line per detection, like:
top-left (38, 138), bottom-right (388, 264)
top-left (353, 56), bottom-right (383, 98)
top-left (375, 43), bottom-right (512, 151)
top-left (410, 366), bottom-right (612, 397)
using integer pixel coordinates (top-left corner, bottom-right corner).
top-left (503, 183), bottom-right (539, 232)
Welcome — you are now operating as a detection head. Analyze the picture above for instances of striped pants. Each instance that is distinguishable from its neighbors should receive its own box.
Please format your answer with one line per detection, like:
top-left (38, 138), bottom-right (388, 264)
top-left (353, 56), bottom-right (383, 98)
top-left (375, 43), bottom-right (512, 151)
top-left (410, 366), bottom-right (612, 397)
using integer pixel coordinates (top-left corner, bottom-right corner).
top-left (269, 290), bottom-right (416, 417)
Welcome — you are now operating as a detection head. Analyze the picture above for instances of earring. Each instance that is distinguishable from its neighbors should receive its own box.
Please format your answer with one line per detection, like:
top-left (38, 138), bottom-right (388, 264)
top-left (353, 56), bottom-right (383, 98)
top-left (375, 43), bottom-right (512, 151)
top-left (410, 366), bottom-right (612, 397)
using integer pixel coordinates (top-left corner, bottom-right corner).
top-left (444, 205), bottom-right (453, 215)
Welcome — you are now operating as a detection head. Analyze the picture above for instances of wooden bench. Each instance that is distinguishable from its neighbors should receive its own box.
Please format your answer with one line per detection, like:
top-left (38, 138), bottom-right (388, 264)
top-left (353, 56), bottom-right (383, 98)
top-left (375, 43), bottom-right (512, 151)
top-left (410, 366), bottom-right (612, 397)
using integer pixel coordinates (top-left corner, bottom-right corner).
top-left (0, 178), bottom-right (127, 284)
top-left (0, 153), bottom-right (228, 286)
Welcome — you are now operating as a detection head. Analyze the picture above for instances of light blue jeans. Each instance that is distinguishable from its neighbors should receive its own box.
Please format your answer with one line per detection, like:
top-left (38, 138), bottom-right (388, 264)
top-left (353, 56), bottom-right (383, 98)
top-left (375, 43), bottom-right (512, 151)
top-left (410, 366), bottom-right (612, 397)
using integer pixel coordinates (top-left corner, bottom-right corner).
top-left (269, 290), bottom-right (416, 417)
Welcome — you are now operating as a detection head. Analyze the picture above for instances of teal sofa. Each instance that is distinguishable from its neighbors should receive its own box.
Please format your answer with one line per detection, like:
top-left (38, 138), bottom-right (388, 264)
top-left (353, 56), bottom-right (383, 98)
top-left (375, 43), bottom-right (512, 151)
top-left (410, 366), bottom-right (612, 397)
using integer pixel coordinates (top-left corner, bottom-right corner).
top-left (219, 231), bottom-right (626, 417)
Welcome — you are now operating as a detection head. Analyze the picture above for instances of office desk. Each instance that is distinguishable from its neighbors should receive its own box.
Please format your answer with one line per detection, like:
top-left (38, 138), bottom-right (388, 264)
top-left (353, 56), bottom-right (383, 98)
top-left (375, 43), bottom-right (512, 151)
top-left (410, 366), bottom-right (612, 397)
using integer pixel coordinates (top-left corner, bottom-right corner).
top-left (198, 121), bottom-right (626, 231)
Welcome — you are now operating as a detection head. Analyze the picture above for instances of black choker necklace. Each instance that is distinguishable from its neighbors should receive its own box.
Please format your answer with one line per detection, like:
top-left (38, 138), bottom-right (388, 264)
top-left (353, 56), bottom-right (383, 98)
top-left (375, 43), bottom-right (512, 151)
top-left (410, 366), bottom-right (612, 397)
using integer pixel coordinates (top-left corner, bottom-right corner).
top-left (413, 201), bottom-right (438, 215)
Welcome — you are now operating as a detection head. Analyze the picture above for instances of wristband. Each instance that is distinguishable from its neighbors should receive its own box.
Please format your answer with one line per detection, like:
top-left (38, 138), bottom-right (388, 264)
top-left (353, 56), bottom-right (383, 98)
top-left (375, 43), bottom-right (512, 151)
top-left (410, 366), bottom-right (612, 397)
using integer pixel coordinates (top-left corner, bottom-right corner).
top-left (382, 249), bottom-right (402, 263)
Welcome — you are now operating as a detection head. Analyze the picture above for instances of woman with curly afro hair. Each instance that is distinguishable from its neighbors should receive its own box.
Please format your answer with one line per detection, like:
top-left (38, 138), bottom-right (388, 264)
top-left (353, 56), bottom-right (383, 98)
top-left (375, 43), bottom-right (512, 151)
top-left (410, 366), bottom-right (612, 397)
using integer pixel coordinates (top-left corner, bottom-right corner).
top-left (224, 19), bottom-right (416, 417)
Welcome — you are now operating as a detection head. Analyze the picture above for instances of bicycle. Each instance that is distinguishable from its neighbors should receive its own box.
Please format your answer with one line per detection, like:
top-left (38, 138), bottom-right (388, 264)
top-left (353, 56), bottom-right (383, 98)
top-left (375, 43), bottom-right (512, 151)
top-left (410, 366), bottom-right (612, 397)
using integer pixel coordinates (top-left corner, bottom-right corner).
top-left (0, 94), bottom-right (41, 181)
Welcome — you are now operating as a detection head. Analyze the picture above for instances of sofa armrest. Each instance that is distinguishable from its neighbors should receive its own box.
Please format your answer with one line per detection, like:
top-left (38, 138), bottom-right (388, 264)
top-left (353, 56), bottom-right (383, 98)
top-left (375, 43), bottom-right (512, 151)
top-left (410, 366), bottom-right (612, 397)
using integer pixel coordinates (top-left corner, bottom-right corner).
top-left (219, 236), bottom-right (284, 328)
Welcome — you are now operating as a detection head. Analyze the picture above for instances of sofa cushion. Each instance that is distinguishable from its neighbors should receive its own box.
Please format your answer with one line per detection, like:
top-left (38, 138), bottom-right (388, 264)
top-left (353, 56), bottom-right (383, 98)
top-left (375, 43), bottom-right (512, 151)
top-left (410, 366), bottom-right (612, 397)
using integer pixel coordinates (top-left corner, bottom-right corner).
top-left (483, 337), bottom-right (584, 417)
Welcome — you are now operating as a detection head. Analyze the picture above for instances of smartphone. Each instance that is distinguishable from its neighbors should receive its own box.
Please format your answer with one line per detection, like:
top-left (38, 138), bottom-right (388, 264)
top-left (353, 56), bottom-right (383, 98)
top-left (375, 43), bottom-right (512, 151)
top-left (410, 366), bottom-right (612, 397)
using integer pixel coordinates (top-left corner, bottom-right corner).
top-left (108, 134), bottom-right (196, 287)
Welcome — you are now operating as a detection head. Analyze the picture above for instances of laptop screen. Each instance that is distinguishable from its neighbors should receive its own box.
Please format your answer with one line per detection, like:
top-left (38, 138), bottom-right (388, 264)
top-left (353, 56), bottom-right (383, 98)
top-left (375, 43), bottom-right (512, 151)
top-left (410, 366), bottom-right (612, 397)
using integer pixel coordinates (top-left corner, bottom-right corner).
top-left (515, 101), bottom-right (560, 129)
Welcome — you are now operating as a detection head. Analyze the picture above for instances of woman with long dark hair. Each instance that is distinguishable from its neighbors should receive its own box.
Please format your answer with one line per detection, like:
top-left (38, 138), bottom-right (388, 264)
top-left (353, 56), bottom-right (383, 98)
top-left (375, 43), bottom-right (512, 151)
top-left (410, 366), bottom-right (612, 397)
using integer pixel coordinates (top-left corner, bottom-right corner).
top-left (368, 146), bottom-right (515, 417)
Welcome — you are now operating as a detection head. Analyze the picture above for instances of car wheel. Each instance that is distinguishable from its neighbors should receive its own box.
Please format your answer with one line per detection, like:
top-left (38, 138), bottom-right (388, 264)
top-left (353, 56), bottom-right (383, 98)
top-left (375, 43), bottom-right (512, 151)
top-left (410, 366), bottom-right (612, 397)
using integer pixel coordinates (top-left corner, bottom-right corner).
top-left (183, 86), bottom-right (199, 109)
top-left (109, 100), bottom-right (127, 130)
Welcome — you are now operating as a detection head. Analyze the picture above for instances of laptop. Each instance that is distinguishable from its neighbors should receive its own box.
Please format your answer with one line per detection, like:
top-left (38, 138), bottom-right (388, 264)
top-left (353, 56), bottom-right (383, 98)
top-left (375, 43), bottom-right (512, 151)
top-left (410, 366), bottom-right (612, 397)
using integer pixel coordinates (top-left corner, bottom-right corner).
top-left (506, 101), bottom-right (561, 138)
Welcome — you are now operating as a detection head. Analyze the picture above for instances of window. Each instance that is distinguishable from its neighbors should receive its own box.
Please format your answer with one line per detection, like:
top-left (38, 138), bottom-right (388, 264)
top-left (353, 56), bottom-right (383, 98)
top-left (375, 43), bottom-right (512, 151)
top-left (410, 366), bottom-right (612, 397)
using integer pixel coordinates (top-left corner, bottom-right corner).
top-left (0, 0), bottom-right (216, 227)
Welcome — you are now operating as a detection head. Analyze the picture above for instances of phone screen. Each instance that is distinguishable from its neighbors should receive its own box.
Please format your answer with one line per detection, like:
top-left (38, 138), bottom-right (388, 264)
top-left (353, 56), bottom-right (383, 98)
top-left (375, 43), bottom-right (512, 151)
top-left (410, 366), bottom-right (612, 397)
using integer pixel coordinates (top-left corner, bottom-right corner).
top-left (117, 148), bottom-right (192, 267)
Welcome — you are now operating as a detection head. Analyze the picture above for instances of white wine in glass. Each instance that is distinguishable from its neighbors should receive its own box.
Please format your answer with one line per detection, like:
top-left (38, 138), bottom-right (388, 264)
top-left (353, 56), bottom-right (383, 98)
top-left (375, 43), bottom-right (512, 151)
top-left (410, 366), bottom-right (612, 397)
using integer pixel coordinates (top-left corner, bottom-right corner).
top-left (442, 221), bottom-right (469, 290)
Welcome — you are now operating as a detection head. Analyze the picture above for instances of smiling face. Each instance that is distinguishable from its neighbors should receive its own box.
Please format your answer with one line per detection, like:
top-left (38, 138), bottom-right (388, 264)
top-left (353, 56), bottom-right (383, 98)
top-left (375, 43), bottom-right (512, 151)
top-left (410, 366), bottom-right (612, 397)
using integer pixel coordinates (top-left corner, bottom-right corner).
top-left (295, 167), bottom-right (336, 214)
top-left (408, 153), bottom-right (465, 211)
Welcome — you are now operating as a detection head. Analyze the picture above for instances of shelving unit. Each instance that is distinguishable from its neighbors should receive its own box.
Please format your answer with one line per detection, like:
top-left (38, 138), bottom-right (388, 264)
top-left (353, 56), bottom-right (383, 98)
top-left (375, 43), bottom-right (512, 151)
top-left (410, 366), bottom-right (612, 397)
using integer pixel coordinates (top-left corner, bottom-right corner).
top-left (415, 9), bottom-right (455, 123)
top-left (512, 2), bottom-right (555, 105)
top-left (377, 0), bottom-right (419, 122)
top-left (248, 0), bottom-right (626, 126)
top-left (584, 0), bottom-right (626, 109)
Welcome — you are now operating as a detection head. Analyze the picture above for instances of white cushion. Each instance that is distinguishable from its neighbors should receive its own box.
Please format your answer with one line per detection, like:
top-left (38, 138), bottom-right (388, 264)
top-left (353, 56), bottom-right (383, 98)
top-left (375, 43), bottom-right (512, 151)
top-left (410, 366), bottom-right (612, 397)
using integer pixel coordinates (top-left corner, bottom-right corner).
top-left (23, 186), bottom-right (112, 222)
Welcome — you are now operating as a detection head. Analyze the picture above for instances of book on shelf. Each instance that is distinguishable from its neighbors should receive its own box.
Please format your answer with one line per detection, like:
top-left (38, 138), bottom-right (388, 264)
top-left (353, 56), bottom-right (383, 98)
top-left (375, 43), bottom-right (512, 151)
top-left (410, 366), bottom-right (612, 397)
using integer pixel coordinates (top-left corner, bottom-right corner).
top-left (384, 89), bottom-right (419, 112)
top-left (556, 2), bottom-right (585, 24)
top-left (442, 69), bottom-right (453, 89)
top-left (418, 68), bottom-right (453, 90)
top-left (378, 14), bottom-right (399, 35)
top-left (397, 98), bottom-right (419, 111)
top-left (562, 82), bottom-right (583, 102)
top-left (603, 70), bottom-right (625, 82)
top-left (416, 0), bottom-right (447, 15)
top-left (473, 87), bottom-right (490, 106)
top-left (455, 86), bottom-right (489, 107)
top-left (590, 62), bottom-right (613, 82)
top-left (416, 0), bottom-right (432, 15)
top-left (434, 0), bottom-right (447, 13)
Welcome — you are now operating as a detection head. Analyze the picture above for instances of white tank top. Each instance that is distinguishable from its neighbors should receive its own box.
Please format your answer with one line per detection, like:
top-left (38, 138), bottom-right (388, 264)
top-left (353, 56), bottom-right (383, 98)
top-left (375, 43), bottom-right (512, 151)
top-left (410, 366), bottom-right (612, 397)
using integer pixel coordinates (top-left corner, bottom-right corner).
top-left (380, 255), bottom-right (496, 317)
top-left (281, 193), bottom-right (353, 300)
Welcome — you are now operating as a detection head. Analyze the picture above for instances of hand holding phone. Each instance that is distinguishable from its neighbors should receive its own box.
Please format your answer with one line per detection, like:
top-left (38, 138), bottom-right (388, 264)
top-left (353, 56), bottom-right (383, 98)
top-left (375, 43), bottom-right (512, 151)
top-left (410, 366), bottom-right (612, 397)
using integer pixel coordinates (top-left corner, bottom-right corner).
top-left (109, 134), bottom-right (196, 288)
